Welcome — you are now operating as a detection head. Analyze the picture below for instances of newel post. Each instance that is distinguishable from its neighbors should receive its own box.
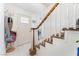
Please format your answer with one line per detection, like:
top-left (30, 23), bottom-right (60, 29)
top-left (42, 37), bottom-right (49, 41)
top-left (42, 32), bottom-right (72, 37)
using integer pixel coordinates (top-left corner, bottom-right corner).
top-left (29, 28), bottom-right (37, 56)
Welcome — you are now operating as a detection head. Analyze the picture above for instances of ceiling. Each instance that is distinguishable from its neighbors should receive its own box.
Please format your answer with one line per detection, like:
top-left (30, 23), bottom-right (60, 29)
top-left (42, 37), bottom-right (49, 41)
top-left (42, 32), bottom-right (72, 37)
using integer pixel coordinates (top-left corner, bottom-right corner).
top-left (13, 3), bottom-right (52, 14)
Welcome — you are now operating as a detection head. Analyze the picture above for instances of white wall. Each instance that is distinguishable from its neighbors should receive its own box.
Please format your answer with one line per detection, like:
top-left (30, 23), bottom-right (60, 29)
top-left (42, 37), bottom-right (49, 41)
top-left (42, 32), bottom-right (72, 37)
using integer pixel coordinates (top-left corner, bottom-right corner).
top-left (4, 4), bottom-right (35, 46)
top-left (64, 31), bottom-right (79, 56)
top-left (0, 4), bottom-right (6, 55)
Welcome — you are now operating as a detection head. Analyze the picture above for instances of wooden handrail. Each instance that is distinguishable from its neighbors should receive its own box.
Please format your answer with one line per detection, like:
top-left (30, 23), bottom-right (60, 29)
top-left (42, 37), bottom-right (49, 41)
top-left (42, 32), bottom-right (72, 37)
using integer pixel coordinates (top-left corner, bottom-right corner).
top-left (29, 3), bottom-right (59, 56)
top-left (32, 3), bottom-right (59, 30)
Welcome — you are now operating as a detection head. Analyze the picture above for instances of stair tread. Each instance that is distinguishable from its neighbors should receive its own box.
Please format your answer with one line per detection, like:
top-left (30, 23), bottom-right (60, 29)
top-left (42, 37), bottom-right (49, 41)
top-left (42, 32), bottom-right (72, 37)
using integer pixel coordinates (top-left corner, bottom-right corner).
top-left (35, 45), bottom-right (40, 49)
top-left (53, 36), bottom-right (64, 39)
top-left (39, 43), bottom-right (45, 47)
top-left (62, 27), bottom-right (79, 31)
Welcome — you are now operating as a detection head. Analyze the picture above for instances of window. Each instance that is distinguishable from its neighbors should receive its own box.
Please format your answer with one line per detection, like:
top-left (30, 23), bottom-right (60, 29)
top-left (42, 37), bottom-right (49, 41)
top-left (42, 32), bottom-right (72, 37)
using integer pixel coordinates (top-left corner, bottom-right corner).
top-left (21, 16), bottom-right (29, 24)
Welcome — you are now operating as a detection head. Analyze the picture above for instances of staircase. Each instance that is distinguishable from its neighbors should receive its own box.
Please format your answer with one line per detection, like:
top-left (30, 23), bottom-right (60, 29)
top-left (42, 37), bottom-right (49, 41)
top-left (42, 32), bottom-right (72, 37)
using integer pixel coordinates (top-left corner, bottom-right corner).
top-left (36, 37), bottom-right (65, 56)
top-left (35, 29), bottom-right (64, 49)
top-left (35, 27), bottom-right (79, 56)
top-left (35, 27), bottom-right (79, 47)
top-left (29, 3), bottom-right (79, 56)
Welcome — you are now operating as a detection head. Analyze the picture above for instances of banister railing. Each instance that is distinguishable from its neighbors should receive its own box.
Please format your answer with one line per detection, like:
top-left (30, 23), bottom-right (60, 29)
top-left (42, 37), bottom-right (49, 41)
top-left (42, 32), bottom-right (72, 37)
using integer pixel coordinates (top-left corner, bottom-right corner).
top-left (29, 3), bottom-right (59, 56)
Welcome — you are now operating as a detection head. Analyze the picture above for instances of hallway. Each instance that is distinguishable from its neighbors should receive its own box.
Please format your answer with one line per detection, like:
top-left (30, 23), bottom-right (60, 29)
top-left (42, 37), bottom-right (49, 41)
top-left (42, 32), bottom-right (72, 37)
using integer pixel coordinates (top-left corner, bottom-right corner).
top-left (0, 3), bottom-right (79, 56)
